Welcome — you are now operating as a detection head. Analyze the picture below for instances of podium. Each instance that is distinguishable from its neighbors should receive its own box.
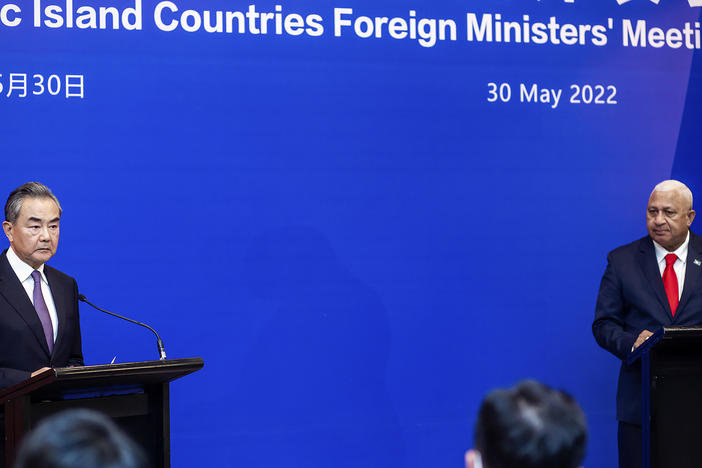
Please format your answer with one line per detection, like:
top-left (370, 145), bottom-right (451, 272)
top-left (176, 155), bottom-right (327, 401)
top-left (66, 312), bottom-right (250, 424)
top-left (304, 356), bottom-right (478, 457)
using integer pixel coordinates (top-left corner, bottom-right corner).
top-left (0, 358), bottom-right (203, 468)
top-left (627, 327), bottom-right (702, 468)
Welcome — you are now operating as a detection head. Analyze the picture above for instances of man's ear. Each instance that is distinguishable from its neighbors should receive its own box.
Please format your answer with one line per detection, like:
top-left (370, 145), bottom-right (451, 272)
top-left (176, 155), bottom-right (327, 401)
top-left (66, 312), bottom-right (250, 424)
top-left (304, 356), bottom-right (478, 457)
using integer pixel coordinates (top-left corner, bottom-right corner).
top-left (465, 449), bottom-right (481, 468)
top-left (2, 221), bottom-right (13, 243)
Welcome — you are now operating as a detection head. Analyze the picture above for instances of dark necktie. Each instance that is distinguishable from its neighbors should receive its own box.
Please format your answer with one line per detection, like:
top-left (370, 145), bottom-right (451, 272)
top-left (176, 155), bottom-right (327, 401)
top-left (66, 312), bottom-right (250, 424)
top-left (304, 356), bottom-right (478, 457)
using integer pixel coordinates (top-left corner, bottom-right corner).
top-left (31, 270), bottom-right (54, 353)
top-left (663, 253), bottom-right (679, 316)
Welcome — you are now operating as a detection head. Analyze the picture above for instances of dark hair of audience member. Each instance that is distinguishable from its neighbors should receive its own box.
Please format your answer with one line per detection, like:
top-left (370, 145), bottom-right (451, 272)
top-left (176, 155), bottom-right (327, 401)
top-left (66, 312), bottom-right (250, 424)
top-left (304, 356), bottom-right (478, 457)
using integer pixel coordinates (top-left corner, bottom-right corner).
top-left (474, 380), bottom-right (587, 468)
top-left (14, 409), bottom-right (148, 468)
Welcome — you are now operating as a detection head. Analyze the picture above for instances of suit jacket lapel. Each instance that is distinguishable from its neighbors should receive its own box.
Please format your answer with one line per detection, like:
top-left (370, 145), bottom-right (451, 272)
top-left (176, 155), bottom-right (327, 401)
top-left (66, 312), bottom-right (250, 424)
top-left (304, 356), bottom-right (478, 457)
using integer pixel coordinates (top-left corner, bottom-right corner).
top-left (638, 237), bottom-right (672, 318)
top-left (44, 267), bottom-right (66, 358)
top-left (0, 250), bottom-right (51, 357)
top-left (678, 232), bottom-right (702, 314)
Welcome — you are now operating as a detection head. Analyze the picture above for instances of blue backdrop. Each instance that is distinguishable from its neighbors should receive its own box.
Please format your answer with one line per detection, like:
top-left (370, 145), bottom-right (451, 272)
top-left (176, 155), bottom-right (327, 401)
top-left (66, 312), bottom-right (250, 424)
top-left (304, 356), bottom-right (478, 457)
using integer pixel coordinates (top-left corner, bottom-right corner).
top-left (2, 0), bottom-right (702, 466)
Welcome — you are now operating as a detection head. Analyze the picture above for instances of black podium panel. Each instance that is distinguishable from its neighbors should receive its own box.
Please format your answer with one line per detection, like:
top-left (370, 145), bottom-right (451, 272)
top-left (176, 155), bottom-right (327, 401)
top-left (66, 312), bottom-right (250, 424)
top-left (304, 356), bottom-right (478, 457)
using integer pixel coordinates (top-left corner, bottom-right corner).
top-left (0, 358), bottom-right (203, 468)
top-left (628, 327), bottom-right (702, 468)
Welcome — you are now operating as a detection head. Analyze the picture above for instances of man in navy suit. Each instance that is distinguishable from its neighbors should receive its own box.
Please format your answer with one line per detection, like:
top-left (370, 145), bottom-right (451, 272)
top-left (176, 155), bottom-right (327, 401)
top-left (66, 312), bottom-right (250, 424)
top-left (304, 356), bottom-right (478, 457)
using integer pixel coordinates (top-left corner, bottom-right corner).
top-left (0, 182), bottom-right (83, 390)
top-left (593, 180), bottom-right (702, 468)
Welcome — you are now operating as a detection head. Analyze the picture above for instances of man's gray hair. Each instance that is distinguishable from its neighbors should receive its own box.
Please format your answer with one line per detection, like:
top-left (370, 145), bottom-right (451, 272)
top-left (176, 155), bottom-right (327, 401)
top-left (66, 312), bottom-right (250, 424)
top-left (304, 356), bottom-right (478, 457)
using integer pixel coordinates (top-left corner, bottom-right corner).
top-left (5, 182), bottom-right (62, 224)
top-left (651, 180), bottom-right (694, 210)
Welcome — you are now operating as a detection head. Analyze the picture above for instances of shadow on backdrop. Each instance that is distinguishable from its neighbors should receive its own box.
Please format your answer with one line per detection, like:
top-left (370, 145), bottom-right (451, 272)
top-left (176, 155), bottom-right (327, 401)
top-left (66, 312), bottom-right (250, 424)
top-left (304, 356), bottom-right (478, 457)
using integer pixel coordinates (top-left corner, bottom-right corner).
top-left (234, 226), bottom-right (404, 467)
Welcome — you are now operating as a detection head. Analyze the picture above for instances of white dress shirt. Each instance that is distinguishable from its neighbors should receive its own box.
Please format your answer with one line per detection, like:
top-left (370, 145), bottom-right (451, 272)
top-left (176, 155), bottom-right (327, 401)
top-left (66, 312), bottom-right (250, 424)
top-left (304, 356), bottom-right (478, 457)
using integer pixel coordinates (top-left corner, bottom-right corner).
top-left (652, 230), bottom-right (689, 300)
top-left (6, 247), bottom-right (58, 342)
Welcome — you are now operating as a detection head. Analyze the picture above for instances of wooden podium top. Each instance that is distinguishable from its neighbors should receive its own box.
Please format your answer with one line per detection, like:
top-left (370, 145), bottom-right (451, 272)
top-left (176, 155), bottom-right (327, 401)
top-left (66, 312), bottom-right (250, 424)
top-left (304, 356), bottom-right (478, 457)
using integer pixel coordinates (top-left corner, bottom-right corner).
top-left (0, 357), bottom-right (204, 402)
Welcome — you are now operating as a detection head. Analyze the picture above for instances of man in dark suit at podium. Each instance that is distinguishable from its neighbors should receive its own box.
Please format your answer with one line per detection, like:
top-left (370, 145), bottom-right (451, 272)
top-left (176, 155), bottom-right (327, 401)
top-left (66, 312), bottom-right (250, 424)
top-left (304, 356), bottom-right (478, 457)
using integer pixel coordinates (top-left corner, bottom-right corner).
top-left (0, 182), bottom-right (83, 390)
top-left (593, 179), bottom-right (702, 468)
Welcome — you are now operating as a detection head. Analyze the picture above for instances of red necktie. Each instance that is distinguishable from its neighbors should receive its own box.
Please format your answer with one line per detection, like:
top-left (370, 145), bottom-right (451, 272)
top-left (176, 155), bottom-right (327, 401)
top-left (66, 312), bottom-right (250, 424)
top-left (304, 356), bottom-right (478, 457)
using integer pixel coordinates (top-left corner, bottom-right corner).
top-left (663, 253), bottom-right (679, 316)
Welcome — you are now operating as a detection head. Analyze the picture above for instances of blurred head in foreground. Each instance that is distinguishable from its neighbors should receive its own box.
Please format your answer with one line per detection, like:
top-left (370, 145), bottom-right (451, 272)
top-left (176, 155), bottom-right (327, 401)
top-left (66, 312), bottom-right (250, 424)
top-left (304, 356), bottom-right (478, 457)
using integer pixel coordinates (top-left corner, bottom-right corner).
top-left (466, 380), bottom-right (587, 468)
top-left (14, 409), bottom-right (148, 468)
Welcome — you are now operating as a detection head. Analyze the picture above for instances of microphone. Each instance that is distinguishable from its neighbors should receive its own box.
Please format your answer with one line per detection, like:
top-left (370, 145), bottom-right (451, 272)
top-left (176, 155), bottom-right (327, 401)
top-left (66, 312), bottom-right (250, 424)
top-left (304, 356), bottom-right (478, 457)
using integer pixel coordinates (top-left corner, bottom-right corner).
top-left (78, 294), bottom-right (167, 361)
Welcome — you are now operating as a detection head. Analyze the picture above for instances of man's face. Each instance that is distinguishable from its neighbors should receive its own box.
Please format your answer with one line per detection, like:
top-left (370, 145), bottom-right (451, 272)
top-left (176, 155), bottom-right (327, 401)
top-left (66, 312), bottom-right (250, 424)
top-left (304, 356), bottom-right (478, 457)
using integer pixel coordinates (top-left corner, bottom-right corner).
top-left (646, 189), bottom-right (695, 251)
top-left (2, 197), bottom-right (60, 269)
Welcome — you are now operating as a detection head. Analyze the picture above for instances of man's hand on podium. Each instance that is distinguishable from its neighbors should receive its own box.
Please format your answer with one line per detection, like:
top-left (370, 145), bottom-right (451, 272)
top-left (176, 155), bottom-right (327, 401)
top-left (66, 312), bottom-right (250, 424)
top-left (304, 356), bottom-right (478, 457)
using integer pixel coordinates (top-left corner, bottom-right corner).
top-left (31, 367), bottom-right (51, 377)
top-left (633, 330), bottom-right (654, 350)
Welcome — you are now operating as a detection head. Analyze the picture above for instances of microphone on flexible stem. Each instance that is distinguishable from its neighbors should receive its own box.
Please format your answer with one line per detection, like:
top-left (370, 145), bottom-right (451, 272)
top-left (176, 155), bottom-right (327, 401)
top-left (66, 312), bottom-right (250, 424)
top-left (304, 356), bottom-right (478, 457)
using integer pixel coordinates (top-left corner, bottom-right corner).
top-left (78, 294), bottom-right (167, 361)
